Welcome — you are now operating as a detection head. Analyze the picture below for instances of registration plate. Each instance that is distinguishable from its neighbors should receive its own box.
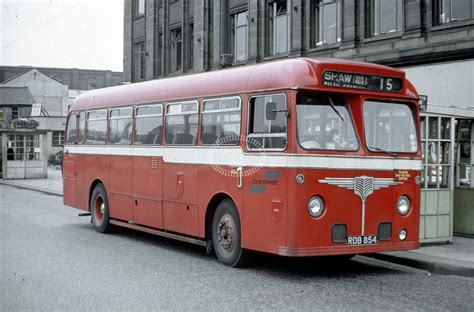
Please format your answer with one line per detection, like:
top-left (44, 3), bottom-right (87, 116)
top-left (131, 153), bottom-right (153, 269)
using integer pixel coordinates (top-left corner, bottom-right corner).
top-left (347, 235), bottom-right (377, 246)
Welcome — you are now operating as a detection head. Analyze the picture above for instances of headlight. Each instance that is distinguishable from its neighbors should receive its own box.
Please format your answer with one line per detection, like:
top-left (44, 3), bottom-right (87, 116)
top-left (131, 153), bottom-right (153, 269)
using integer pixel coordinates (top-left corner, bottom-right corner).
top-left (307, 196), bottom-right (324, 218)
top-left (397, 196), bottom-right (410, 216)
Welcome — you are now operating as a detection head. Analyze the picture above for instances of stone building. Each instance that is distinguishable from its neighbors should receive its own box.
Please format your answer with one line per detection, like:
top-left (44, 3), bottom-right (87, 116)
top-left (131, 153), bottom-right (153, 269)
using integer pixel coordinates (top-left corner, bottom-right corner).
top-left (0, 66), bottom-right (124, 163)
top-left (123, 0), bottom-right (474, 81)
top-left (0, 66), bottom-right (123, 91)
top-left (123, 0), bottom-right (474, 240)
top-left (0, 86), bottom-right (48, 179)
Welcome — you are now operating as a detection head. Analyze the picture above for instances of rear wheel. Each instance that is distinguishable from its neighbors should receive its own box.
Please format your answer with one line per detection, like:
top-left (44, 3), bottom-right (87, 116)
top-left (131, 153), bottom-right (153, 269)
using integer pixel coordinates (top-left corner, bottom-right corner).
top-left (212, 199), bottom-right (248, 267)
top-left (90, 184), bottom-right (112, 233)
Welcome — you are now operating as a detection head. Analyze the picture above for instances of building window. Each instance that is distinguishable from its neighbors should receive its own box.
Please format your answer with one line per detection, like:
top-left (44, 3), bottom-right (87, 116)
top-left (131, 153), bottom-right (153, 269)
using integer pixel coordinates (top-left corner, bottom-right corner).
top-left (133, 0), bottom-right (145, 18)
top-left (311, 0), bottom-right (342, 46)
top-left (52, 131), bottom-right (65, 146)
top-left (366, 0), bottom-right (403, 37)
top-left (420, 116), bottom-right (453, 189)
top-left (231, 11), bottom-right (248, 61)
top-left (435, 0), bottom-right (474, 24)
top-left (268, 0), bottom-right (290, 55)
top-left (7, 134), bottom-right (41, 161)
top-left (170, 28), bottom-right (182, 72)
top-left (456, 119), bottom-right (473, 187)
top-left (155, 32), bottom-right (163, 78)
top-left (188, 23), bottom-right (194, 71)
top-left (11, 107), bottom-right (19, 120)
top-left (133, 42), bottom-right (145, 82)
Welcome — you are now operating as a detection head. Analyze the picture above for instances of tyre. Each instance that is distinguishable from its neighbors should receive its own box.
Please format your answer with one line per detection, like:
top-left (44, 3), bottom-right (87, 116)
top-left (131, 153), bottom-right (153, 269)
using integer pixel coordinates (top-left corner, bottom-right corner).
top-left (212, 199), bottom-right (248, 267)
top-left (90, 184), bottom-right (112, 233)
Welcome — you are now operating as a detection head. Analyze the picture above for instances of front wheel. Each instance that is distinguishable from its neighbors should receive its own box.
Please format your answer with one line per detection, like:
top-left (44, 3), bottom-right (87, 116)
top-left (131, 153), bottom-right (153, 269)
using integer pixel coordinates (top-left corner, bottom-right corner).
top-left (212, 199), bottom-right (248, 267)
top-left (90, 184), bottom-right (112, 233)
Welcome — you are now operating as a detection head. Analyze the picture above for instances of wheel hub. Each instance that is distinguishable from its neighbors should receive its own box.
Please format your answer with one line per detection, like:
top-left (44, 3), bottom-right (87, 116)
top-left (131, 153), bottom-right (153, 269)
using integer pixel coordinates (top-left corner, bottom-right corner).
top-left (217, 216), bottom-right (234, 251)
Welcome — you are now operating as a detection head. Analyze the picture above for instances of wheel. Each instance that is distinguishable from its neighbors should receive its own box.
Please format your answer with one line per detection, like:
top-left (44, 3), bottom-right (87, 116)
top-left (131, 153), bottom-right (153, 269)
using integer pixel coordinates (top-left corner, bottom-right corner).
top-left (212, 199), bottom-right (248, 267)
top-left (90, 184), bottom-right (112, 233)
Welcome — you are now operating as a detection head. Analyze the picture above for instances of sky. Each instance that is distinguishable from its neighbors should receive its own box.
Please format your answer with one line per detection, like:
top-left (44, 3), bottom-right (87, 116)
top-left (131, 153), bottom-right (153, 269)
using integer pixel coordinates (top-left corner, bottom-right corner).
top-left (0, 0), bottom-right (124, 72)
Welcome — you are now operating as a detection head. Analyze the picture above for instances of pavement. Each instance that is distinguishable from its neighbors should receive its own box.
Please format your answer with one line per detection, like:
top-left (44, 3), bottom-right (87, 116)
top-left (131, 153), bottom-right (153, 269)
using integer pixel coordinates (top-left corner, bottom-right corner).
top-left (1, 169), bottom-right (473, 278)
top-left (0, 167), bottom-right (63, 197)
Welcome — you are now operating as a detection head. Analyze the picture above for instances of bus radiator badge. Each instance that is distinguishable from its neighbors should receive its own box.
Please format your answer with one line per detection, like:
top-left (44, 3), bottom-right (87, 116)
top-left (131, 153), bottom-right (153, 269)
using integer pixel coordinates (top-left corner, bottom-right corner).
top-left (319, 176), bottom-right (403, 235)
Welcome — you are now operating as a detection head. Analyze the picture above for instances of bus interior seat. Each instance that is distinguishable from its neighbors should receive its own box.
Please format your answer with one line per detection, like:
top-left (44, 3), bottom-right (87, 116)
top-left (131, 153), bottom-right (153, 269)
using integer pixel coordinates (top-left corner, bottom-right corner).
top-left (202, 133), bottom-right (217, 144)
top-left (174, 133), bottom-right (194, 144)
top-left (165, 132), bottom-right (174, 144)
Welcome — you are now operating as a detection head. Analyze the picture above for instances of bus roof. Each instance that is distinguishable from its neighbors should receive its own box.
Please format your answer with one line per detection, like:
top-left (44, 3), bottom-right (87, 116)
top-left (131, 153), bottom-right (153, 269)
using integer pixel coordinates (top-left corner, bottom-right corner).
top-left (70, 57), bottom-right (417, 112)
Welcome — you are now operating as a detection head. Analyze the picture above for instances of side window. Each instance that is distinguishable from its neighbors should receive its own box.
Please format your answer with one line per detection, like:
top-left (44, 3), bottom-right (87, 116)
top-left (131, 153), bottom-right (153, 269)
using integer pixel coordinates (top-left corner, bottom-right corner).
top-left (201, 97), bottom-right (241, 145)
top-left (86, 110), bottom-right (107, 144)
top-left (77, 111), bottom-right (86, 144)
top-left (109, 107), bottom-right (133, 145)
top-left (66, 113), bottom-right (77, 144)
top-left (247, 94), bottom-right (287, 150)
top-left (135, 104), bottom-right (163, 145)
top-left (165, 101), bottom-right (198, 145)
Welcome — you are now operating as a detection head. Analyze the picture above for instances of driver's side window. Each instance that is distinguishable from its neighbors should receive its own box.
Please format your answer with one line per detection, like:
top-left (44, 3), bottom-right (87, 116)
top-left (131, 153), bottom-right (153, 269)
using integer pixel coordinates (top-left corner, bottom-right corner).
top-left (247, 94), bottom-right (287, 151)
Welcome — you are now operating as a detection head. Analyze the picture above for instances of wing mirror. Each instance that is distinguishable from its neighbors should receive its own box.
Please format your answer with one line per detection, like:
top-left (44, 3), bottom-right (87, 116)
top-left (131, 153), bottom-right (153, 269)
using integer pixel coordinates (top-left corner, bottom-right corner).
top-left (266, 102), bottom-right (277, 121)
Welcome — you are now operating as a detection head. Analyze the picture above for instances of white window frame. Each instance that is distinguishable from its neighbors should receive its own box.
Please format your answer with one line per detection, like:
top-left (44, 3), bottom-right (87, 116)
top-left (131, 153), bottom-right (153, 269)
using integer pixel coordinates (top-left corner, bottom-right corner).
top-left (269, 0), bottom-right (291, 55)
top-left (315, 0), bottom-right (342, 46)
top-left (231, 11), bottom-right (248, 62)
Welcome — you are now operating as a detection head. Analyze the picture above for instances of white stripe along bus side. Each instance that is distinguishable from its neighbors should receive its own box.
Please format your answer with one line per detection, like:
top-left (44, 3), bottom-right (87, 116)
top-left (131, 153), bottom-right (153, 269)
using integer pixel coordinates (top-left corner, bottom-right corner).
top-left (65, 145), bottom-right (422, 171)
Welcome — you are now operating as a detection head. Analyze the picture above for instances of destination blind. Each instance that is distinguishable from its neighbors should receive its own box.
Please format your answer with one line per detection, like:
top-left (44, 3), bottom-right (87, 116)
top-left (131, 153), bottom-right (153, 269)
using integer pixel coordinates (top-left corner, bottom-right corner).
top-left (322, 70), bottom-right (403, 92)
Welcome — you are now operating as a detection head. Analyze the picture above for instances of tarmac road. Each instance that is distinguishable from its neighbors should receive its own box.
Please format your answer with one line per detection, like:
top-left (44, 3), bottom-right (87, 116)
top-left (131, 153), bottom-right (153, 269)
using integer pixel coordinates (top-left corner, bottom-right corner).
top-left (1, 185), bottom-right (473, 311)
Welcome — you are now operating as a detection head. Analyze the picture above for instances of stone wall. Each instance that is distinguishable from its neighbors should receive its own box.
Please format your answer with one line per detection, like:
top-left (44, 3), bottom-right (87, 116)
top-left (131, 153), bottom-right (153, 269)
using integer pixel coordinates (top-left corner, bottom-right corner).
top-left (123, 0), bottom-right (474, 82)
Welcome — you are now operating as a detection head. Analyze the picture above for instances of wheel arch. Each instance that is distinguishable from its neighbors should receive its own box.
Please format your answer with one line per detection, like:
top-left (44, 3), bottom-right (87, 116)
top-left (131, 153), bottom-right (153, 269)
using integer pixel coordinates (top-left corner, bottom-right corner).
top-left (204, 192), bottom-right (239, 241)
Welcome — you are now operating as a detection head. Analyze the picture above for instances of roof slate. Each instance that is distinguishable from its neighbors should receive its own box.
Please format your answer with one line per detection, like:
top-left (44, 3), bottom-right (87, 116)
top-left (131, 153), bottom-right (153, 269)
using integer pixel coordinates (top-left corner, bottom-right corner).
top-left (0, 86), bottom-right (35, 106)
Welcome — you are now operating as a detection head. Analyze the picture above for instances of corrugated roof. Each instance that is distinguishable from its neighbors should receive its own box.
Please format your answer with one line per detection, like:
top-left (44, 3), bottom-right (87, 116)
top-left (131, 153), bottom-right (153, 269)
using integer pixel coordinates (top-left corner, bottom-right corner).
top-left (0, 86), bottom-right (35, 106)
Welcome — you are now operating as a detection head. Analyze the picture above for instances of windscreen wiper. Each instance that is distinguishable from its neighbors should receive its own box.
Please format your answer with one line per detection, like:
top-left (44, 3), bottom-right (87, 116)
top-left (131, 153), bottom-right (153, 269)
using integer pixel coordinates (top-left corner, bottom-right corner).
top-left (369, 147), bottom-right (398, 157)
top-left (327, 96), bottom-right (344, 122)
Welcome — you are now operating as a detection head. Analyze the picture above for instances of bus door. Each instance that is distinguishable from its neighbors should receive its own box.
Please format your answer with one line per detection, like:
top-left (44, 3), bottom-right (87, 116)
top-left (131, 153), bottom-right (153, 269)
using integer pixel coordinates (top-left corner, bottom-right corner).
top-left (242, 94), bottom-right (288, 251)
top-left (133, 156), bottom-right (164, 229)
top-left (132, 104), bottom-right (165, 229)
top-left (162, 101), bottom-right (200, 236)
top-left (108, 107), bottom-right (134, 222)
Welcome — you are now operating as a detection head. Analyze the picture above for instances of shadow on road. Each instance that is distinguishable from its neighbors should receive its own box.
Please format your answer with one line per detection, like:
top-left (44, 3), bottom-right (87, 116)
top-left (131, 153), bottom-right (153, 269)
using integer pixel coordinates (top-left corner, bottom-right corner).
top-left (71, 221), bottom-right (400, 278)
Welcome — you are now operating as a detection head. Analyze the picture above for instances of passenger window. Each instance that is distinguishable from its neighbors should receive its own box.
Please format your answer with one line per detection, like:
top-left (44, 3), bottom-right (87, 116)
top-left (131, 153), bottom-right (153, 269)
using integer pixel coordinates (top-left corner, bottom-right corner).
top-left (135, 104), bottom-right (163, 145)
top-left (109, 107), bottom-right (133, 145)
top-left (66, 113), bottom-right (77, 144)
top-left (165, 101), bottom-right (198, 145)
top-left (86, 109), bottom-right (107, 144)
top-left (77, 112), bottom-right (86, 144)
top-left (201, 97), bottom-right (241, 145)
top-left (247, 94), bottom-right (287, 150)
